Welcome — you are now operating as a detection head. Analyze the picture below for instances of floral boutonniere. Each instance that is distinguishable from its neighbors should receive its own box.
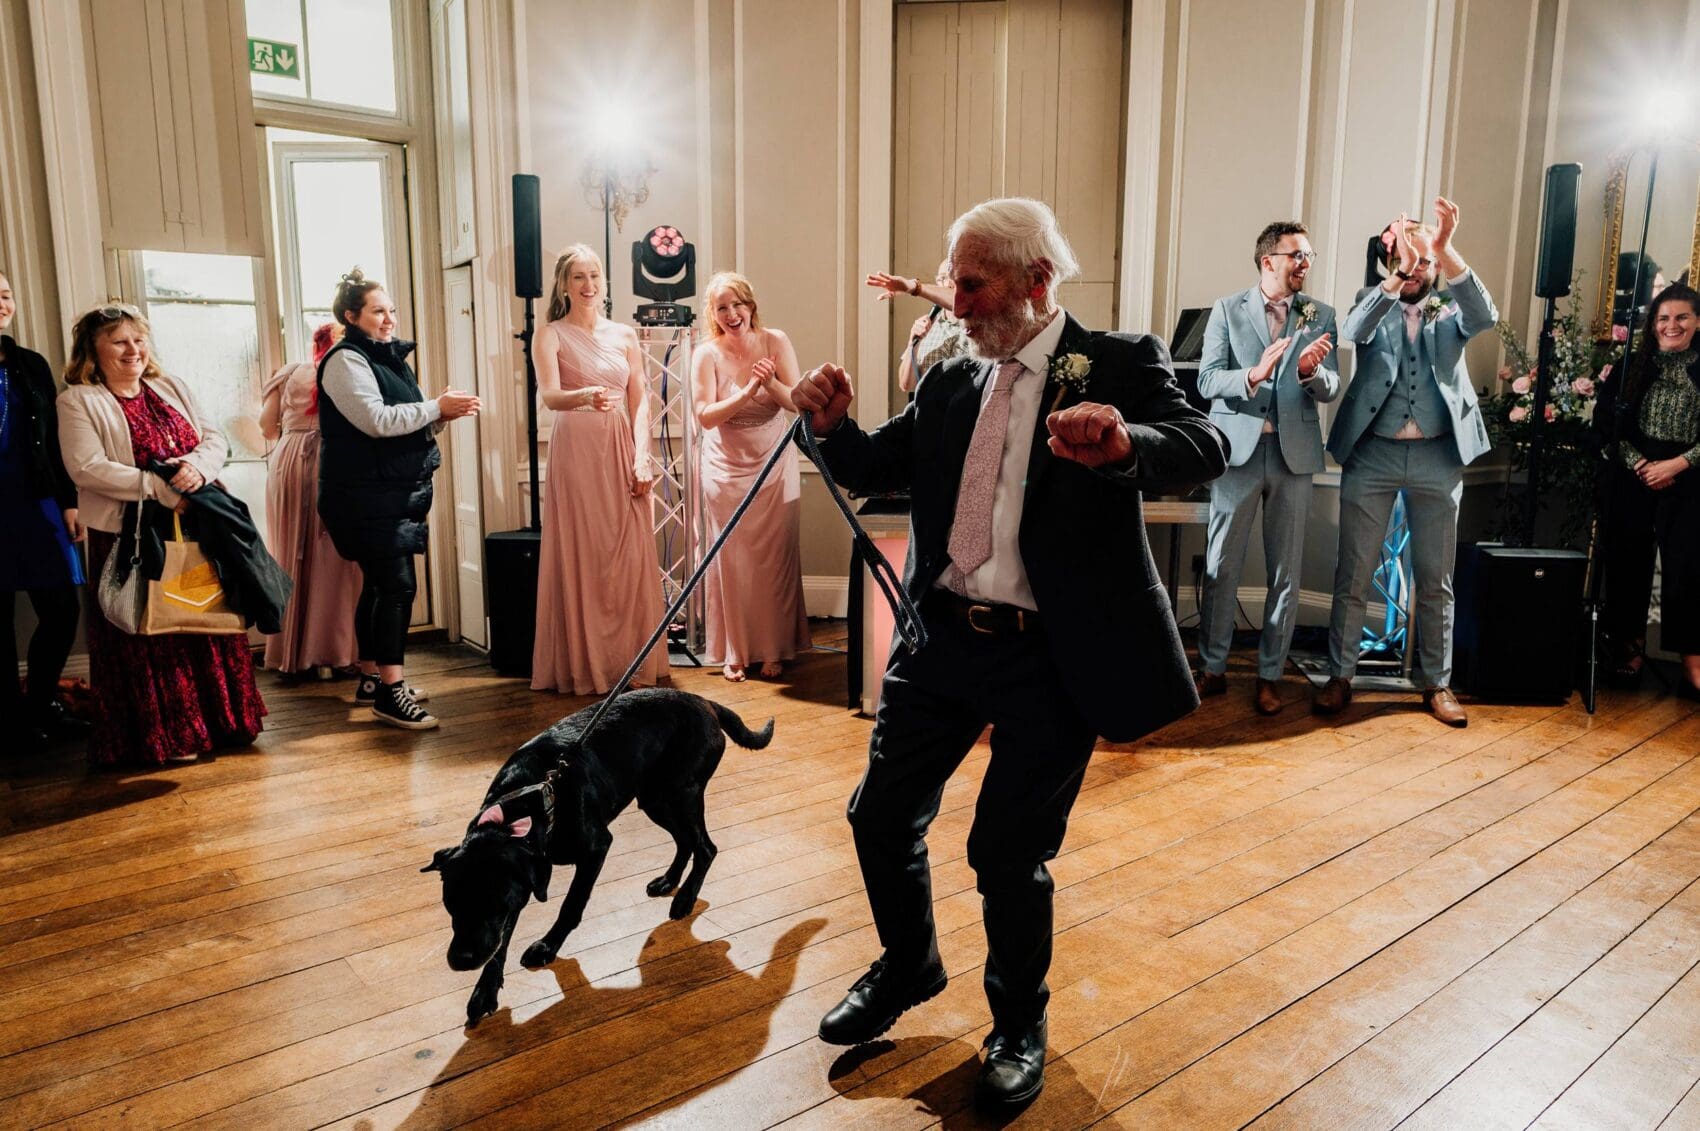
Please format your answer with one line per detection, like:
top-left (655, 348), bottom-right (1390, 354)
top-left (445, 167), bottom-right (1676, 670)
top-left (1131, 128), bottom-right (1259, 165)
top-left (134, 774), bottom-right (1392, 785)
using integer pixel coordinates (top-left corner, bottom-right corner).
top-left (1047, 352), bottom-right (1092, 412)
top-left (1420, 291), bottom-right (1455, 325)
top-left (1294, 300), bottom-right (1319, 330)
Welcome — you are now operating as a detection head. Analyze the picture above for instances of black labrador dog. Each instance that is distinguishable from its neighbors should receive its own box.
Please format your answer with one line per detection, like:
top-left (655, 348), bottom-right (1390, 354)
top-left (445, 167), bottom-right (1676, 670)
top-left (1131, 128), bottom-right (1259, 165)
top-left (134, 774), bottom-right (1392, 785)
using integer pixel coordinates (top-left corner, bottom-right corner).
top-left (423, 688), bottom-right (774, 1025)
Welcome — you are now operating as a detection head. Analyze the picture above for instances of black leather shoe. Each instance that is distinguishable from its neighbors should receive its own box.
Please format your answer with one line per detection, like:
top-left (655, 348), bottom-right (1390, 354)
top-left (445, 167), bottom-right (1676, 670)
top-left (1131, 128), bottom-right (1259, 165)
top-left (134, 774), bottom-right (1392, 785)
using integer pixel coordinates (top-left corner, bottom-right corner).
top-left (818, 958), bottom-right (947, 1045)
top-left (36, 700), bottom-right (90, 741)
top-left (977, 1014), bottom-right (1047, 1108)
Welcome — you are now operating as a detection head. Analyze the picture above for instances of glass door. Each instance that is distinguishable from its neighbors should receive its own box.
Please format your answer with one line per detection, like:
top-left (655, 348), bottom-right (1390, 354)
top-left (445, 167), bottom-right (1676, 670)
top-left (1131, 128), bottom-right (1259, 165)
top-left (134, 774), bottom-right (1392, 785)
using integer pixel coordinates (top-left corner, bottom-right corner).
top-left (270, 136), bottom-right (428, 625)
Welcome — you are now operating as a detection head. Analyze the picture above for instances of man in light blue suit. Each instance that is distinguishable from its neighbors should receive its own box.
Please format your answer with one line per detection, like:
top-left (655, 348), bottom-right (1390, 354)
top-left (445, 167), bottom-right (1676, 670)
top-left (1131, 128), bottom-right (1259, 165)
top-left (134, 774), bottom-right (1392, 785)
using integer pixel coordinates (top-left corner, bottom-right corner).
top-left (1194, 221), bottom-right (1340, 715)
top-left (1314, 198), bottom-right (1496, 727)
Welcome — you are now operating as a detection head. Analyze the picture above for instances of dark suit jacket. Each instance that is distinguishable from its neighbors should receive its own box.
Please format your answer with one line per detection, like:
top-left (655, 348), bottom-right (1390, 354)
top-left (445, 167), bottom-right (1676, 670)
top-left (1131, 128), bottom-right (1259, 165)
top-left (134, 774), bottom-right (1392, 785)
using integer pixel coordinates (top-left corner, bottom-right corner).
top-left (814, 313), bottom-right (1229, 742)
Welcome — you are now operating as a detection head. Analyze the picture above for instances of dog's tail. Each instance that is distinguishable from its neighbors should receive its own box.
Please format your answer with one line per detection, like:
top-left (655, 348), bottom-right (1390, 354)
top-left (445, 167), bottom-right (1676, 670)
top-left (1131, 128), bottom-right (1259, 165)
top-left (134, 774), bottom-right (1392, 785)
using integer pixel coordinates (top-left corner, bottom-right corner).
top-left (710, 701), bottom-right (775, 749)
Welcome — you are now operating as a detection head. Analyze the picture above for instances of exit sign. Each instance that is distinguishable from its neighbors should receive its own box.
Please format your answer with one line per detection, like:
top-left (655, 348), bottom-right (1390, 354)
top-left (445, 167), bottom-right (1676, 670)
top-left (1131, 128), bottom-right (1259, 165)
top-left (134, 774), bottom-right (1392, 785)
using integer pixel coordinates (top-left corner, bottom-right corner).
top-left (248, 37), bottom-right (300, 79)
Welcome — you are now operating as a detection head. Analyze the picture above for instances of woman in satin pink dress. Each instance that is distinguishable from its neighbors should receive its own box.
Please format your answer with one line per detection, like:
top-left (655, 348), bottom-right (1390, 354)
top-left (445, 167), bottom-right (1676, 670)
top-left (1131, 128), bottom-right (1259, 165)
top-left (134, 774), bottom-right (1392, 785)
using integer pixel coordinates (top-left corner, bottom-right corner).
top-left (530, 244), bottom-right (668, 694)
top-left (691, 271), bottom-right (811, 681)
top-left (258, 321), bottom-right (362, 675)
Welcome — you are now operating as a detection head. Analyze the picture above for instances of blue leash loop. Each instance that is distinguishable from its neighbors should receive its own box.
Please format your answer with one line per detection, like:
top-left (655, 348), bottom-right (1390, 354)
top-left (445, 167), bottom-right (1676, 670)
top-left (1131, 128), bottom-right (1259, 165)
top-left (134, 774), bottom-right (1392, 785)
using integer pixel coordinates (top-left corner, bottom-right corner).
top-left (577, 414), bottom-right (926, 744)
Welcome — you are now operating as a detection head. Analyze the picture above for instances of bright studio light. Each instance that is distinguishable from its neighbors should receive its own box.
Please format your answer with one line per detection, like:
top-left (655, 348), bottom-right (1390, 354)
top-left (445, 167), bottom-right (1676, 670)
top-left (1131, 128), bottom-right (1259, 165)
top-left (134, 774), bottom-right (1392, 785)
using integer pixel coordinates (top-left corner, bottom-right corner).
top-left (1635, 83), bottom-right (1699, 145)
top-left (587, 93), bottom-right (645, 166)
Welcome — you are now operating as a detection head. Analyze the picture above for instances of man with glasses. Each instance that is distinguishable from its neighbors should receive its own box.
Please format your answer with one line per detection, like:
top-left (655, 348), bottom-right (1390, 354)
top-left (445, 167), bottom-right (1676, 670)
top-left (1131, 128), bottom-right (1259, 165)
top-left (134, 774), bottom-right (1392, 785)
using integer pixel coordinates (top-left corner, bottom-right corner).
top-left (1194, 221), bottom-right (1339, 715)
top-left (1314, 198), bottom-right (1496, 727)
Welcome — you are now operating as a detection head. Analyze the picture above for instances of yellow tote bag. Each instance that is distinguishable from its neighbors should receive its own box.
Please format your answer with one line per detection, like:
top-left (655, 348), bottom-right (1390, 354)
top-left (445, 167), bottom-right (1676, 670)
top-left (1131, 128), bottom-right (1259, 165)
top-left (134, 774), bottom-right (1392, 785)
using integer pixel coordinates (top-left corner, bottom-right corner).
top-left (141, 512), bottom-right (247, 635)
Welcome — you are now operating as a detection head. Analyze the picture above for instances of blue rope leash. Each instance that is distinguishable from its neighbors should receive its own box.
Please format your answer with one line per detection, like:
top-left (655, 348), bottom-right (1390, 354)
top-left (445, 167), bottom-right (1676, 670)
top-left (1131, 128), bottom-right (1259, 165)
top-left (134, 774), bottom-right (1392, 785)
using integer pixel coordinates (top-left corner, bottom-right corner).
top-left (577, 414), bottom-right (926, 744)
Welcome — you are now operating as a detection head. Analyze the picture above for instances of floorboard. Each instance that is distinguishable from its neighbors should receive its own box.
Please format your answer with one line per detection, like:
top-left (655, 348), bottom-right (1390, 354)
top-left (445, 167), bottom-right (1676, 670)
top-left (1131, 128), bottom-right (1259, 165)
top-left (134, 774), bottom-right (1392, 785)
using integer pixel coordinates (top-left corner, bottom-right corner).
top-left (1, 632), bottom-right (1695, 1130)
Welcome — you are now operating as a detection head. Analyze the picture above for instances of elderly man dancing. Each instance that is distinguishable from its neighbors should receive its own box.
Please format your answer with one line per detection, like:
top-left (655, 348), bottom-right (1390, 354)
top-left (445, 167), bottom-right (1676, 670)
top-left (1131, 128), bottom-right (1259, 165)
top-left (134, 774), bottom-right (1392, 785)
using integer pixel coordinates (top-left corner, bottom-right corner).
top-left (792, 198), bottom-right (1227, 1107)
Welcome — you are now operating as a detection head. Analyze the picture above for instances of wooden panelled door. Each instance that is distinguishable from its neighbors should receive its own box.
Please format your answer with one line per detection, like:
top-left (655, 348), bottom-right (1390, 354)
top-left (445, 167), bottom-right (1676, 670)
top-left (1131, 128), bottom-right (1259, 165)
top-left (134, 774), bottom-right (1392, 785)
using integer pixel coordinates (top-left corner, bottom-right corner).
top-left (891, 0), bottom-right (1127, 400)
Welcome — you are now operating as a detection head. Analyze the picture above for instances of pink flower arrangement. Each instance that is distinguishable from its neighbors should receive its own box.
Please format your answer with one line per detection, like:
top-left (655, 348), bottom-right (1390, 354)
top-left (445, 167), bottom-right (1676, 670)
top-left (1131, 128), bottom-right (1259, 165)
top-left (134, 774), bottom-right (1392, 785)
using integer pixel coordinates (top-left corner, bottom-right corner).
top-left (1544, 404), bottom-right (1556, 423)
top-left (1497, 365), bottom-right (1512, 380)
top-left (1509, 405), bottom-right (1528, 422)
top-left (1612, 324), bottom-right (1629, 342)
top-left (1572, 376), bottom-right (1595, 397)
top-left (1597, 363), bottom-right (1611, 382)
top-left (1511, 375), bottom-right (1531, 395)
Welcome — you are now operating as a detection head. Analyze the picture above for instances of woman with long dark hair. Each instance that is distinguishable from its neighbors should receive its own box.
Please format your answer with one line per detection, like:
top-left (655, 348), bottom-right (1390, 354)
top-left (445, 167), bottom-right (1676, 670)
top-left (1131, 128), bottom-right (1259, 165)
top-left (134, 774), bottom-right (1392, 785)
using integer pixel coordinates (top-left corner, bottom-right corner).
top-left (317, 270), bottom-right (479, 729)
top-left (1600, 281), bottom-right (1700, 696)
top-left (0, 270), bottom-right (87, 751)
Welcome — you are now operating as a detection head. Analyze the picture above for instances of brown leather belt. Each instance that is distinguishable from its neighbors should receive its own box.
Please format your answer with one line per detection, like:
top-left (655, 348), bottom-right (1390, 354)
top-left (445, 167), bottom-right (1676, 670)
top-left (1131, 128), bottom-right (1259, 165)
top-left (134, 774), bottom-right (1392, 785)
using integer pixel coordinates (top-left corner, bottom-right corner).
top-left (928, 589), bottom-right (1041, 636)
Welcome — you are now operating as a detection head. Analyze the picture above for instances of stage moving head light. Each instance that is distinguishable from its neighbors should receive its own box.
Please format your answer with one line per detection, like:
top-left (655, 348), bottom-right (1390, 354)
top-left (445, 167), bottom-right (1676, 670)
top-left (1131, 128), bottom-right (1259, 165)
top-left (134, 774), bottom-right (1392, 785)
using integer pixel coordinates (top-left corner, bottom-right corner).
top-left (633, 225), bottom-right (696, 326)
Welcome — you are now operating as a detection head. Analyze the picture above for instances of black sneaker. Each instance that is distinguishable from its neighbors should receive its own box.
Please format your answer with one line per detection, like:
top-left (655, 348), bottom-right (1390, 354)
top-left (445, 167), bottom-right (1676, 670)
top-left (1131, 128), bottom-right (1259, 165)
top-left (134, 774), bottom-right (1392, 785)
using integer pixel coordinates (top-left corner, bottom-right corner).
top-left (372, 682), bottom-right (438, 730)
top-left (356, 674), bottom-right (430, 704)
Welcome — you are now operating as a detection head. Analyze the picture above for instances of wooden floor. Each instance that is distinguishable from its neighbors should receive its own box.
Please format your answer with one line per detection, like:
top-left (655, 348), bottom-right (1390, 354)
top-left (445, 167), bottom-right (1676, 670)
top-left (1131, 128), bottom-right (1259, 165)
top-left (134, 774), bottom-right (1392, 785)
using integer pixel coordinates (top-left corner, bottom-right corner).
top-left (4, 632), bottom-right (1700, 1130)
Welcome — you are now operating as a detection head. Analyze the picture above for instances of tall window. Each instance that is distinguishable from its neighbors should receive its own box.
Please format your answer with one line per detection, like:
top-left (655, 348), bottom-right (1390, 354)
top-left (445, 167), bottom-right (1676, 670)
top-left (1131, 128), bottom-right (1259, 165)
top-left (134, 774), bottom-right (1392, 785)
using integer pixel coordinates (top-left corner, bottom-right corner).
top-left (244, 0), bottom-right (398, 114)
top-left (140, 252), bottom-right (265, 462)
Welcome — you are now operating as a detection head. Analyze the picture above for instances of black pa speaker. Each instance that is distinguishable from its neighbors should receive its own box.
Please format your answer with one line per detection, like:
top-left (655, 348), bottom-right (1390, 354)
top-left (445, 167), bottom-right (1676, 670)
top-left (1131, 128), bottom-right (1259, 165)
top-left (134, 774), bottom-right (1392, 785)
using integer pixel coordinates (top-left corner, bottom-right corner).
top-left (485, 529), bottom-right (541, 676)
top-left (1454, 543), bottom-right (1586, 701)
top-left (513, 174), bottom-right (543, 300)
top-left (1535, 163), bottom-right (1581, 300)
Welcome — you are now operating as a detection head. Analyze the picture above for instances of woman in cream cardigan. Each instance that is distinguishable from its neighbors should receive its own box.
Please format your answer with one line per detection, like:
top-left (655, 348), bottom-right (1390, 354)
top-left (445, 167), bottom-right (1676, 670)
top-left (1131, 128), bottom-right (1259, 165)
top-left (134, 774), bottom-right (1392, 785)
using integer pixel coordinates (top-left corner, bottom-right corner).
top-left (58, 304), bottom-right (264, 766)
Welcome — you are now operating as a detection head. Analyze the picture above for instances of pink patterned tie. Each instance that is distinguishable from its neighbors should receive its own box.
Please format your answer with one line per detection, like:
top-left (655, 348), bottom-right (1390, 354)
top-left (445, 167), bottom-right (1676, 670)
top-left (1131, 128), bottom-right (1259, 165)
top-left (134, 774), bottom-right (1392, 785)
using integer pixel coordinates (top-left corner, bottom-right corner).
top-left (1403, 302), bottom-right (1422, 342)
top-left (948, 359), bottom-right (1025, 585)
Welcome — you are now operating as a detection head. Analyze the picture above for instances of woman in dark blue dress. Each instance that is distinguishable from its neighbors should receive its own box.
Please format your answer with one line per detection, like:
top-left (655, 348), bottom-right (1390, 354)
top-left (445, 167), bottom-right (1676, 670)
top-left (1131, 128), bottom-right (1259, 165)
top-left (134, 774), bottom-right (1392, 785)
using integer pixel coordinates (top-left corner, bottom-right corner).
top-left (0, 270), bottom-right (88, 751)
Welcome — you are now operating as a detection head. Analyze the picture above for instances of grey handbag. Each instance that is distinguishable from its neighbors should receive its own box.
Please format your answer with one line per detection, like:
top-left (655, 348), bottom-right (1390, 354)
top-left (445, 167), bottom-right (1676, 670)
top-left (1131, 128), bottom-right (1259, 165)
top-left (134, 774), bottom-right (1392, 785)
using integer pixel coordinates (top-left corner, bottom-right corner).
top-left (97, 484), bottom-right (148, 634)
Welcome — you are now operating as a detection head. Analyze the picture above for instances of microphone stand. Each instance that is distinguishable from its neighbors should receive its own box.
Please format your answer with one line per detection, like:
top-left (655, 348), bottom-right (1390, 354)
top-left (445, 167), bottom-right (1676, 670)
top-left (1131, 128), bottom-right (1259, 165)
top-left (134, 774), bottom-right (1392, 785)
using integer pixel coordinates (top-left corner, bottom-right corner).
top-left (1581, 147), bottom-right (1660, 712)
top-left (515, 296), bottom-right (541, 531)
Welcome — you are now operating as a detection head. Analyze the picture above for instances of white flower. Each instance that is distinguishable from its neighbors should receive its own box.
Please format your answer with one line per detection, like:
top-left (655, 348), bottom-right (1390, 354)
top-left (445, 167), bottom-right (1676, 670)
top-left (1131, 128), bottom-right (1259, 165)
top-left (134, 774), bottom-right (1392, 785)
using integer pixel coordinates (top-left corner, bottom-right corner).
top-left (1049, 352), bottom-right (1092, 391)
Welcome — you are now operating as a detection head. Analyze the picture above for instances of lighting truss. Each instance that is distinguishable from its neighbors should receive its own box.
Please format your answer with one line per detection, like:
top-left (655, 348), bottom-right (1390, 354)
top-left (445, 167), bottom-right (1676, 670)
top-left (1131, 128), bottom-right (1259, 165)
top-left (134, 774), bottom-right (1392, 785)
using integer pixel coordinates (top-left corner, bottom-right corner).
top-left (639, 325), bottom-right (704, 661)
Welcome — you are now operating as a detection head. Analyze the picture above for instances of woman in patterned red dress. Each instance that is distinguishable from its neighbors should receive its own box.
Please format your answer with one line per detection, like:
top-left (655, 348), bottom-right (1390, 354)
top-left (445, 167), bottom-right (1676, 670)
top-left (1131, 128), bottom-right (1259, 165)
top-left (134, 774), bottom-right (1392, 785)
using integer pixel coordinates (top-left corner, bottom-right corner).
top-left (57, 305), bottom-right (264, 766)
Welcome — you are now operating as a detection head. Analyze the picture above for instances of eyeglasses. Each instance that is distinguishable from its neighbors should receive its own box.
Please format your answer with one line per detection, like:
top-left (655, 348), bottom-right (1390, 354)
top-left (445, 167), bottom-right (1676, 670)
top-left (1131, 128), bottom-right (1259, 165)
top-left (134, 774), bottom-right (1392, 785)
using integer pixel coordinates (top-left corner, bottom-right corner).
top-left (1268, 251), bottom-right (1318, 265)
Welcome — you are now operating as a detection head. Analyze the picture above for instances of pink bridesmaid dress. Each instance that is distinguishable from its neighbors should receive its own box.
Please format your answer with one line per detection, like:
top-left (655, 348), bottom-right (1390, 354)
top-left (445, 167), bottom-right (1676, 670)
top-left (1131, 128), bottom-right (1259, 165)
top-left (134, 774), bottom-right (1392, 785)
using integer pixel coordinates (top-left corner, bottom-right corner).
top-left (262, 362), bottom-right (362, 673)
top-left (532, 322), bottom-right (669, 694)
top-left (699, 346), bottom-right (811, 669)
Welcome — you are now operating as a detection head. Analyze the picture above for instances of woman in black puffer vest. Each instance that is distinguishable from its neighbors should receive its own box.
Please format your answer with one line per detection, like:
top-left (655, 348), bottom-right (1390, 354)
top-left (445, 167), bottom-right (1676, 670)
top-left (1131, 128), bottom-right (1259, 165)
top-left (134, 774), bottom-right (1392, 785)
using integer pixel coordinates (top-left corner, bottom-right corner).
top-left (317, 270), bottom-right (479, 729)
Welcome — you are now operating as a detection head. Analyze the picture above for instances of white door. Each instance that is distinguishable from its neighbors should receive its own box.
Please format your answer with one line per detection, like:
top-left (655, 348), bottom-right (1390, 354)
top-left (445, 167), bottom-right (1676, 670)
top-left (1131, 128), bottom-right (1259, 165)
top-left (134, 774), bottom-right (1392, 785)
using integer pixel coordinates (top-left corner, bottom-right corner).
top-left (269, 136), bottom-right (429, 626)
top-left (443, 266), bottom-right (486, 647)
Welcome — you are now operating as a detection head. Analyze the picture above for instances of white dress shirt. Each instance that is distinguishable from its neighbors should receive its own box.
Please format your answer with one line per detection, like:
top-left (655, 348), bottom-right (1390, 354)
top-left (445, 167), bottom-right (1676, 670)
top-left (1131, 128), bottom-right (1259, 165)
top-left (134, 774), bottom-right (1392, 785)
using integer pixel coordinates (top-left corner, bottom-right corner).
top-left (941, 309), bottom-right (1066, 611)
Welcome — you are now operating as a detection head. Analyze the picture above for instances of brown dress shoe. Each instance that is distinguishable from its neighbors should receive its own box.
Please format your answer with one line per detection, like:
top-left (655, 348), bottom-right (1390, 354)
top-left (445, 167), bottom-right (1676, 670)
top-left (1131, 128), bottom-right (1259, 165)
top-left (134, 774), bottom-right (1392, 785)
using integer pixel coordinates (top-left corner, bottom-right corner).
top-left (1424, 686), bottom-right (1468, 727)
top-left (1255, 678), bottom-right (1283, 716)
top-left (1313, 676), bottom-right (1352, 715)
top-left (1195, 670), bottom-right (1227, 698)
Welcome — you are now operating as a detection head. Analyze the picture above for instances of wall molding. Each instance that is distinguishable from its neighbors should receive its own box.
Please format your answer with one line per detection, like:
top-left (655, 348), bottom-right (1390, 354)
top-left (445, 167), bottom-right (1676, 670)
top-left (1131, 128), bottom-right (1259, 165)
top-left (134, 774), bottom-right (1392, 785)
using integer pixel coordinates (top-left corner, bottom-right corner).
top-left (27, 0), bottom-right (105, 325)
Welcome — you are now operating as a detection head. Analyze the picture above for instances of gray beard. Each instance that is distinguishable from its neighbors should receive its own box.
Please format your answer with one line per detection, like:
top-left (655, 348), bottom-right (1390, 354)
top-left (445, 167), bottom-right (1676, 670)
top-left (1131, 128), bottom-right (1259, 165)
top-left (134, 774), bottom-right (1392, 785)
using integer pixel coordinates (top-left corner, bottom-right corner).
top-left (964, 299), bottom-right (1046, 362)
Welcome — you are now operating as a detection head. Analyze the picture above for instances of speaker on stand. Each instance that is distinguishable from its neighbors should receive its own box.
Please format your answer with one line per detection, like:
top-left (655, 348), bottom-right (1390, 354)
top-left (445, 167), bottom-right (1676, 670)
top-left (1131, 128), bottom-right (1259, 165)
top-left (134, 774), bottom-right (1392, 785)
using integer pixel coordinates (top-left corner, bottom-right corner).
top-left (486, 174), bottom-right (545, 676)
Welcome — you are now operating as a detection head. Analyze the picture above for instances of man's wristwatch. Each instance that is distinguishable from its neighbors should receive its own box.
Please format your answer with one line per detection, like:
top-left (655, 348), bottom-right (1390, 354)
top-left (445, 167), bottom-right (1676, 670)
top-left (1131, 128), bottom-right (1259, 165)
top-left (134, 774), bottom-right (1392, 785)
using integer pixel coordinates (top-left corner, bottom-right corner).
top-left (1393, 269), bottom-right (1414, 281)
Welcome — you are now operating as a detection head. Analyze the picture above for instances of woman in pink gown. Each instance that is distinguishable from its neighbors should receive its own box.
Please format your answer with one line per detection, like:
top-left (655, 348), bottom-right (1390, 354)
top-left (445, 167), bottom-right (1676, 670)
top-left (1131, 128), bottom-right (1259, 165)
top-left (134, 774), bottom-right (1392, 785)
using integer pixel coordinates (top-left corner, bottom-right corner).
top-left (692, 272), bottom-right (811, 681)
top-left (259, 322), bottom-right (362, 674)
top-left (531, 244), bottom-right (668, 694)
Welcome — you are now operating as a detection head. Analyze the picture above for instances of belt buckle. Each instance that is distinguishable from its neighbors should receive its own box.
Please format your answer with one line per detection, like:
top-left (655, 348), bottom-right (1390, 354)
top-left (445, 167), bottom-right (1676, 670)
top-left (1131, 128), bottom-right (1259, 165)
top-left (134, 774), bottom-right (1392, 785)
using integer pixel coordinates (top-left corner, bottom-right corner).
top-left (966, 604), bottom-right (998, 634)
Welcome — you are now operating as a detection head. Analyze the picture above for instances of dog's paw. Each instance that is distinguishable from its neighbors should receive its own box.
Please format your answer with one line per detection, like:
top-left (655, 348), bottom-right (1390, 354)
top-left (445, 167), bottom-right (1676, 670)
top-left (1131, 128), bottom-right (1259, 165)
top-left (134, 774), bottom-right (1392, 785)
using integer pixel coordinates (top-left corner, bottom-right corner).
top-left (668, 892), bottom-right (700, 920)
top-left (466, 984), bottom-right (500, 1026)
top-left (646, 875), bottom-right (679, 897)
top-left (520, 939), bottom-right (559, 968)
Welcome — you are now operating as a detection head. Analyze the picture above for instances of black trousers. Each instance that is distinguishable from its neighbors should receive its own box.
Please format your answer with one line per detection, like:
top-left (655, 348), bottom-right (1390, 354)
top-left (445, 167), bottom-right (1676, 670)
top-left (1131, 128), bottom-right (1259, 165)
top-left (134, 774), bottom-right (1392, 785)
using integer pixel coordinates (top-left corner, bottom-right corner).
top-left (1603, 463), bottom-right (1700, 657)
top-left (1, 585), bottom-right (81, 718)
top-left (848, 592), bottom-right (1096, 1031)
top-left (354, 555), bottom-right (416, 667)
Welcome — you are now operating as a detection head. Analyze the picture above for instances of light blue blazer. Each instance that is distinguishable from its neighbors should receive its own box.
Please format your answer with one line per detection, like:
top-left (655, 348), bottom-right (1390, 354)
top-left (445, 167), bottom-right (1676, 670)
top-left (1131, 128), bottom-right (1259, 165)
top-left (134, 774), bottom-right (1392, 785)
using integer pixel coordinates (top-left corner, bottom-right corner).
top-left (1327, 270), bottom-right (1497, 466)
top-left (1197, 287), bottom-right (1341, 474)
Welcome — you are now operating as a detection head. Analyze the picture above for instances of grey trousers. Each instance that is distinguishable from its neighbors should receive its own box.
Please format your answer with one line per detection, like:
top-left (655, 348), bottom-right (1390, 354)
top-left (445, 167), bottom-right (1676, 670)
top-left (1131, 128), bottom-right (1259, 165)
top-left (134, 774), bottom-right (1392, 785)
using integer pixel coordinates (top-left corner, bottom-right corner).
top-left (1327, 435), bottom-right (1464, 686)
top-left (1197, 435), bottom-right (1313, 681)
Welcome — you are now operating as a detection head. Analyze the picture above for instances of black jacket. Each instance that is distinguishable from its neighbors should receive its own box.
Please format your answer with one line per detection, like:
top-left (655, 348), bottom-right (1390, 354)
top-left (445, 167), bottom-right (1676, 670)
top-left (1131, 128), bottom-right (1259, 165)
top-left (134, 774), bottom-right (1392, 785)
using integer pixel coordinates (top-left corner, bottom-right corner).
top-left (315, 331), bottom-right (441, 561)
top-left (139, 464), bottom-right (294, 634)
top-left (2, 335), bottom-right (77, 509)
top-left (811, 314), bottom-right (1229, 742)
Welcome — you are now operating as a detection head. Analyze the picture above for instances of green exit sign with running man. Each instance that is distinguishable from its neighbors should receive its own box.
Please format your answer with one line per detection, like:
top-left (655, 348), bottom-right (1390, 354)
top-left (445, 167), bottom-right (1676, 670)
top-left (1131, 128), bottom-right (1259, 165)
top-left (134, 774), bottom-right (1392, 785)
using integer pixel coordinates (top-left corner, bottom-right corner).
top-left (247, 37), bottom-right (300, 79)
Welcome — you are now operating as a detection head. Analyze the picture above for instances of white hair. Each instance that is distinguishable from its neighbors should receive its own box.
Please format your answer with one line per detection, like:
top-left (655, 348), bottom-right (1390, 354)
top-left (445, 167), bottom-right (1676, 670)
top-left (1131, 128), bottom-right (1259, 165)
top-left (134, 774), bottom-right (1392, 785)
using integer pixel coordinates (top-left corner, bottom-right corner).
top-left (947, 198), bottom-right (1080, 300)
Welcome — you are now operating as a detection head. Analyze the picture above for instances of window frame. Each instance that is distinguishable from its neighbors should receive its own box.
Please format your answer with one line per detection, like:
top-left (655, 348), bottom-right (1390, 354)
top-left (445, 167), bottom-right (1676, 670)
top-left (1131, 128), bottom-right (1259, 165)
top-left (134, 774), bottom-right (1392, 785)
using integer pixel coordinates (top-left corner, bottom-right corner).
top-left (245, 0), bottom-right (409, 125)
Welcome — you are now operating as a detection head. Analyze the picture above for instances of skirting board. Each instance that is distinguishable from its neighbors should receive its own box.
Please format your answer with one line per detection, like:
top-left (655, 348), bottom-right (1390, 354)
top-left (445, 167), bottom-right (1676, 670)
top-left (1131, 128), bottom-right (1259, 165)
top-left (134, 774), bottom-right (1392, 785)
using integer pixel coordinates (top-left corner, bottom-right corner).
top-left (804, 575), bottom-right (850, 619)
